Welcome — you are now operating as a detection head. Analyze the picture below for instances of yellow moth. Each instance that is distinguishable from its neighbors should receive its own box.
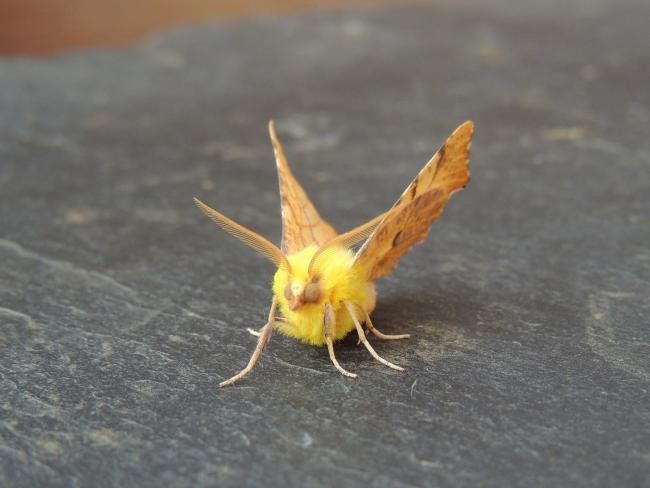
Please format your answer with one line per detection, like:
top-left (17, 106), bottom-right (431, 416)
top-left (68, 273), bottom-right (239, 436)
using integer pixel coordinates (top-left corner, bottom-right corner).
top-left (194, 120), bottom-right (473, 387)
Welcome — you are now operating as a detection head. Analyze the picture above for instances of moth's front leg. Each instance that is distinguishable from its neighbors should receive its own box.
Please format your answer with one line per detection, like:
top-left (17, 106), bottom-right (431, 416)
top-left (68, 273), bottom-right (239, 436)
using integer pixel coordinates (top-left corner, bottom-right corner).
top-left (324, 303), bottom-right (357, 378)
top-left (220, 297), bottom-right (277, 387)
top-left (247, 326), bottom-right (265, 337)
top-left (247, 313), bottom-right (288, 337)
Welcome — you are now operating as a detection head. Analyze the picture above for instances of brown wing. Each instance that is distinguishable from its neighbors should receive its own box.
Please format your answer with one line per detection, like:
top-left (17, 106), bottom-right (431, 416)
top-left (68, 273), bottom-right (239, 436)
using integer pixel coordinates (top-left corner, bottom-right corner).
top-left (354, 121), bottom-right (473, 280)
top-left (269, 121), bottom-right (337, 253)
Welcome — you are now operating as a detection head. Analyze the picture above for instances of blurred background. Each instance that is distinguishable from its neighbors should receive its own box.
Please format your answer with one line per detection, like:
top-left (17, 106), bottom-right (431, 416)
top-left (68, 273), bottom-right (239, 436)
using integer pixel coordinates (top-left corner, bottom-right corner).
top-left (0, 0), bottom-right (422, 56)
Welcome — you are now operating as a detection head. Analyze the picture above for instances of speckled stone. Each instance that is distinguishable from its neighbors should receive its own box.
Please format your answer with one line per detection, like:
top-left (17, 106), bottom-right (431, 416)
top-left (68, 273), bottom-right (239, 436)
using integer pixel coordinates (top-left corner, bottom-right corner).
top-left (1, 0), bottom-right (648, 486)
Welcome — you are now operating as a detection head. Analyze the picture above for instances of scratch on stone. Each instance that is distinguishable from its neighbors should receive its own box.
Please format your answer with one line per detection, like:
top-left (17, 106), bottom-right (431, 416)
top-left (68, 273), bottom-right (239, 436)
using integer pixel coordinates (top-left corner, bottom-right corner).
top-left (0, 307), bottom-right (36, 328)
top-left (386, 400), bottom-right (409, 409)
top-left (179, 307), bottom-right (210, 320)
top-left (541, 125), bottom-right (588, 141)
top-left (129, 379), bottom-right (185, 396)
top-left (20, 390), bottom-right (59, 413)
top-left (156, 307), bottom-right (228, 329)
top-left (410, 379), bottom-right (418, 399)
top-left (187, 333), bottom-right (211, 341)
top-left (337, 381), bottom-right (351, 395)
top-left (234, 431), bottom-right (251, 447)
top-left (269, 428), bottom-right (314, 449)
top-left (4, 444), bottom-right (58, 475)
top-left (301, 432), bottom-right (313, 448)
top-left (66, 328), bottom-right (178, 364)
top-left (585, 292), bottom-right (648, 381)
top-left (38, 439), bottom-right (64, 455)
top-left (64, 208), bottom-right (96, 224)
top-left (274, 358), bottom-right (328, 375)
top-left (101, 342), bottom-right (113, 356)
top-left (601, 291), bottom-right (635, 299)
top-left (133, 308), bottom-right (163, 330)
top-left (408, 452), bottom-right (444, 470)
top-left (168, 334), bottom-right (186, 344)
top-left (0, 238), bottom-right (137, 298)
top-left (87, 428), bottom-right (121, 447)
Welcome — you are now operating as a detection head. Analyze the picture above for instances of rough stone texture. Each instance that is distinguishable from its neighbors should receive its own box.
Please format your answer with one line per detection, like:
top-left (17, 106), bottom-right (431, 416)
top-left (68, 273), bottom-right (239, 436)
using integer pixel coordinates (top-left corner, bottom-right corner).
top-left (1, 1), bottom-right (648, 486)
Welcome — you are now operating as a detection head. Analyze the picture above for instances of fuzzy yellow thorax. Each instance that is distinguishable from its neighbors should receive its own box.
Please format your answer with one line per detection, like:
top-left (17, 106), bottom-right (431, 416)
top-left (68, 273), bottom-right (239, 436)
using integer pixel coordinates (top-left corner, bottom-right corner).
top-left (272, 245), bottom-right (375, 345)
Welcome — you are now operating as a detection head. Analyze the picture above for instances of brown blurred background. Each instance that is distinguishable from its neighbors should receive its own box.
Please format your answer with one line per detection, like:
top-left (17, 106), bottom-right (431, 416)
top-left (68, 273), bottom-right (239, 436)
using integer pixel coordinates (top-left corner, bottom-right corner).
top-left (0, 0), bottom-right (424, 56)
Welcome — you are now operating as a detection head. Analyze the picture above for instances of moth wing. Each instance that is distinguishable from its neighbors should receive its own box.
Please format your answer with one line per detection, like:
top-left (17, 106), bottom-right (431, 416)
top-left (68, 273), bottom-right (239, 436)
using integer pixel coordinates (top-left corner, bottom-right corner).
top-left (269, 121), bottom-right (337, 254)
top-left (387, 120), bottom-right (472, 214)
top-left (327, 211), bottom-right (386, 250)
top-left (193, 197), bottom-right (290, 271)
top-left (353, 190), bottom-right (452, 280)
top-left (354, 121), bottom-right (473, 280)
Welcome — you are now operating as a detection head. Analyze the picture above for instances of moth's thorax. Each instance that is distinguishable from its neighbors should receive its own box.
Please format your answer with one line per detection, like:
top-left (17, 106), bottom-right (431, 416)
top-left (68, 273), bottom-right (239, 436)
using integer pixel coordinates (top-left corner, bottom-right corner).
top-left (272, 245), bottom-right (372, 345)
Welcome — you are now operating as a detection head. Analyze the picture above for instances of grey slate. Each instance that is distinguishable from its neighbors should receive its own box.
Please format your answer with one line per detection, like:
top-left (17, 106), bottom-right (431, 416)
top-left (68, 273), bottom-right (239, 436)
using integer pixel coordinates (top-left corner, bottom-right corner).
top-left (0, 0), bottom-right (649, 486)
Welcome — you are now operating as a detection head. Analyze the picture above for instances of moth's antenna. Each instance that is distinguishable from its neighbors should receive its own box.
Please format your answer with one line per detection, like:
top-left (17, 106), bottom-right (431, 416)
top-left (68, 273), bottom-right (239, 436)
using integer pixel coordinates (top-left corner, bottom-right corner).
top-left (308, 212), bottom-right (386, 276)
top-left (194, 197), bottom-right (291, 273)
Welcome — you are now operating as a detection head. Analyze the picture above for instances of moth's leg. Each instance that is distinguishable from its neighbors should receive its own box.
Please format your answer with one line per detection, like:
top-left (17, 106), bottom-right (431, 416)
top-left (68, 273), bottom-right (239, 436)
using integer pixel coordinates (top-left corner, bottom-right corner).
top-left (247, 316), bottom-right (287, 337)
top-left (363, 309), bottom-right (410, 340)
top-left (247, 328), bottom-right (263, 337)
top-left (220, 297), bottom-right (277, 387)
top-left (344, 301), bottom-right (405, 372)
top-left (324, 302), bottom-right (357, 378)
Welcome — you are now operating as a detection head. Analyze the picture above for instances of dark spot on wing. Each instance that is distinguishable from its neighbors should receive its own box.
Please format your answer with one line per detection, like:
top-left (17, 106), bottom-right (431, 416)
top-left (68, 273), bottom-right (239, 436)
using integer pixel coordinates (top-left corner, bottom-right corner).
top-left (392, 231), bottom-right (403, 247)
top-left (437, 144), bottom-right (446, 162)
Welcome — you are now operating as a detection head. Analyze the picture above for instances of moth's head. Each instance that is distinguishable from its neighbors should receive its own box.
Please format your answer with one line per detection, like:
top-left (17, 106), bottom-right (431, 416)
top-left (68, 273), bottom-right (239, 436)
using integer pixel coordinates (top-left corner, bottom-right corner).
top-left (283, 279), bottom-right (321, 310)
top-left (272, 245), bottom-right (325, 311)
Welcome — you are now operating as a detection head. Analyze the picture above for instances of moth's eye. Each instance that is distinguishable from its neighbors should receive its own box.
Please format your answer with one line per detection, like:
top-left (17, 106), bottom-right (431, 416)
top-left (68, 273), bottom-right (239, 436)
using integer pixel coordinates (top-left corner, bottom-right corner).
top-left (304, 282), bottom-right (320, 303)
top-left (284, 283), bottom-right (293, 301)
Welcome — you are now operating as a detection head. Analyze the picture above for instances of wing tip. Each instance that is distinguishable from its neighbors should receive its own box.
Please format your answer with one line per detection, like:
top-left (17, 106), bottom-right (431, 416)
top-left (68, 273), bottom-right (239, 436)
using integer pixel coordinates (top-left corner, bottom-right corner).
top-left (454, 120), bottom-right (474, 138)
top-left (268, 119), bottom-right (280, 149)
top-left (193, 197), bottom-right (214, 217)
top-left (450, 120), bottom-right (474, 164)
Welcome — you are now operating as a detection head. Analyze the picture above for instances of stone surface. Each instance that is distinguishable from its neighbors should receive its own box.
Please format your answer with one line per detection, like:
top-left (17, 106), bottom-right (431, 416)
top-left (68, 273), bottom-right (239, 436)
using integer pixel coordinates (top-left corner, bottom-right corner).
top-left (1, 1), bottom-right (648, 486)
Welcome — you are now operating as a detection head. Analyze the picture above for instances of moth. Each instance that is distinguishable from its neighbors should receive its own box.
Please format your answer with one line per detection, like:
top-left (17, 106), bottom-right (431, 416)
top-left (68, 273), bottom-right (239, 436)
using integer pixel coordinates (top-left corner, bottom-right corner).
top-left (194, 120), bottom-right (473, 387)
